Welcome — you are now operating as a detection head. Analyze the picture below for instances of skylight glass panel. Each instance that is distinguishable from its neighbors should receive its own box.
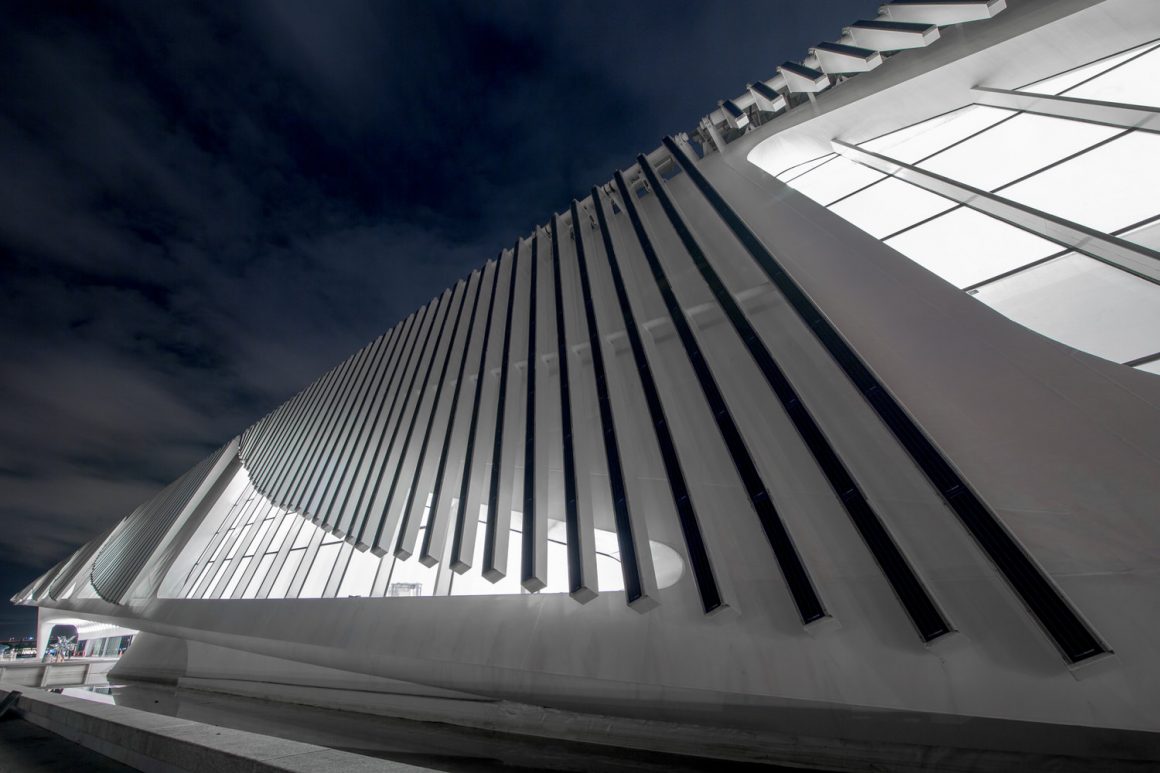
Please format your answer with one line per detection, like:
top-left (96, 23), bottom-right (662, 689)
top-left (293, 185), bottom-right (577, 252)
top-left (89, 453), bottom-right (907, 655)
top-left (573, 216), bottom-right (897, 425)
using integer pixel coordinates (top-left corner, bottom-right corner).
top-left (269, 549), bottom-right (305, 598)
top-left (999, 131), bottom-right (1160, 233)
top-left (918, 114), bottom-right (1119, 191)
top-left (1064, 45), bottom-right (1160, 108)
top-left (776, 153), bottom-right (835, 181)
top-left (828, 177), bottom-right (955, 239)
top-left (972, 254), bottom-right (1160, 363)
top-left (298, 543), bottom-right (340, 598)
top-left (785, 156), bottom-right (884, 205)
top-left (386, 530), bottom-right (438, 597)
top-left (1018, 41), bottom-right (1159, 95)
top-left (241, 554), bottom-right (275, 599)
top-left (336, 546), bottom-right (380, 597)
top-left (1122, 218), bottom-right (1160, 252)
top-left (222, 557), bottom-right (251, 598)
top-left (885, 207), bottom-right (1062, 288)
top-left (860, 105), bottom-right (1015, 164)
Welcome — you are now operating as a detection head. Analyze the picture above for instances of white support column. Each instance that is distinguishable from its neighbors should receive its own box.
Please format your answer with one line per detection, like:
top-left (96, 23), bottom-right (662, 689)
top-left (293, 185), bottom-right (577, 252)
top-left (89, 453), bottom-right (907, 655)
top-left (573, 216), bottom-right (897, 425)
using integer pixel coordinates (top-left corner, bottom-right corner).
top-left (974, 85), bottom-right (1160, 133)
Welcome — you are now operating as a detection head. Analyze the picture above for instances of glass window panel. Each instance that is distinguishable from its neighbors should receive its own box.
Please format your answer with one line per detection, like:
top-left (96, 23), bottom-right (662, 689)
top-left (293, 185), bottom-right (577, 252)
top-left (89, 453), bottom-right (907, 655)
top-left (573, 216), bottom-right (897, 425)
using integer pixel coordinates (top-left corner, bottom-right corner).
top-left (885, 207), bottom-right (1063, 288)
top-left (298, 543), bottom-right (341, 598)
top-left (226, 523), bottom-right (252, 559)
top-left (1137, 360), bottom-right (1160, 375)
top-left (785, 156), bottom-right (884, 205)
top-left (336, 546), bottom-right (381, 597)
top-left (186, 562), bottom-right (213, 598)
top-left (1019, 41), bottom-right (1159, 95)
top-left (861, 105), bottom-right (1014, 164)
top-left (1122, 218), bottom-right (1160, 251)
top-left (542, 520), bottom-right (575, 594)
top-left (269, 549), bottom-right (306, 598)
top-left (972, 253), bottom-right (1160, 363)
top-left (221, 556), bottom-right (251, 598)
top-left (201, 561), bottom-right (232, 599)
top-left (244, 519), bottom-right (273, 557)
top-left (592, 527), bottom-right (621, 558)
top-left (386, 529), bottom-right (438, 597)
top-left (266, 514), bottom-right (294, 554)
top-left (210, 529), bottom-right (233, 560)
top-left (291, 519), bottom-right (312, 549)
top-left (918, 114), bottom-right (1119, 191)
top-left (1062, 44), bottom-right (1160, 106)
top-left (242, 553), bottom-right (276, 599)
top-left (777, 153), bottom-right (836, 182)
top-left (999, 131), bottom-right (1160, 233)
top-left (828, 177), bottom-right (955, 239)
top-left (595, 553), bottom-right (624, 593)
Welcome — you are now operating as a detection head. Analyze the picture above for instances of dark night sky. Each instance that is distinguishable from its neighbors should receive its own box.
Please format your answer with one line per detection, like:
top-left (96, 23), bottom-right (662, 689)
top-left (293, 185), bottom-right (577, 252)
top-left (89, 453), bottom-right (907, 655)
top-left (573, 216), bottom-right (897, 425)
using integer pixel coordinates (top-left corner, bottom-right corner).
top-left (0, 0), bottom-right (873, 636)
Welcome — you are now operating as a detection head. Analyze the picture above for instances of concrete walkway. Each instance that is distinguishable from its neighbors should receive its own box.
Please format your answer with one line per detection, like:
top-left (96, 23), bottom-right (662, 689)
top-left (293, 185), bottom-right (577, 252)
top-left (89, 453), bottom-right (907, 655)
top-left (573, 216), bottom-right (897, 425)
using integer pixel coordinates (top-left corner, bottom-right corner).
top-left (0, 716), bottom-right (135, 772)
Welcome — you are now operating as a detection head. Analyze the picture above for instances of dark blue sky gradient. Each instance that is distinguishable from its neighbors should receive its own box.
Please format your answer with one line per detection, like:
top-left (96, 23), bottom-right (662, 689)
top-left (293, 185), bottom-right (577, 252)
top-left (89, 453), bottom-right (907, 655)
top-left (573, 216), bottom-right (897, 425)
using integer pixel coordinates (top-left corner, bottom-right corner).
top-left (0, 0), bottom-right (873, 636)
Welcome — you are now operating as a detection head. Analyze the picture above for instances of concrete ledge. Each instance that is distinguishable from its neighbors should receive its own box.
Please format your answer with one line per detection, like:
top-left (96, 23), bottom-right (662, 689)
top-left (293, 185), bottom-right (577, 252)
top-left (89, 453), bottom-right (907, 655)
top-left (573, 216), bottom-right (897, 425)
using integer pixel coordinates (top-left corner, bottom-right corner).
top-left (0, 658), bottom-right (118, 688)
top-left (0, 682), bottom-right (432, 772)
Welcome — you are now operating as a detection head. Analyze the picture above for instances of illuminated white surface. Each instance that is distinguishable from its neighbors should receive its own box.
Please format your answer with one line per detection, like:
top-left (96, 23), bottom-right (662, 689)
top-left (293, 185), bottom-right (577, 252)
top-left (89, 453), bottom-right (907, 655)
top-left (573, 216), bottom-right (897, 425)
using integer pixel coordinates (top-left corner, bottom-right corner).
top-left (1123, 218), bottom-right (1160, 251)
top-left (885, 206), bottom-right (1062, 288)
top-left (861, 105), bottom-right (1014, 164)
top-left (919, 113), bottom-right (1119, 191)
top-left (973, 253), bottom-right (1160, 363)
top-left (1000, 130), bottom-right (1160, 233)
top-left (785, 155), bottom-right (884, 205)
top-left (299, 542), bottom-right (340, 598)
top-left (777, 153), bottom-right (835, 182)
top-left (1019, 41), bottom-right (1158, 95)
top-left (1065, 43), bottom-right (1160, 106)
top-left (829, 176), bottom-right (955, 239)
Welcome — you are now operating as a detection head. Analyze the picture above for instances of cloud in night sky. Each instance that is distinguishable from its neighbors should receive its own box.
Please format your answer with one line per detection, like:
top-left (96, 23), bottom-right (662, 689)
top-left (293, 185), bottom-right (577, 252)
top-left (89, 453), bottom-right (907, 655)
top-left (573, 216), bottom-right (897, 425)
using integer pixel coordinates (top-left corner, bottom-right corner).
top-left (0, 0), bottom-right (873, 635)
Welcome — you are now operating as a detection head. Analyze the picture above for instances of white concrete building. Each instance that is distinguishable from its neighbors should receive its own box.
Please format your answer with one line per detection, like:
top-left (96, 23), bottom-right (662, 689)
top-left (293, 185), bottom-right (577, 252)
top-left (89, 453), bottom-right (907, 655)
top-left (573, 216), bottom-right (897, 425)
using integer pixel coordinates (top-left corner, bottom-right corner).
top-left (15, 1), bottom-right (1160, 769)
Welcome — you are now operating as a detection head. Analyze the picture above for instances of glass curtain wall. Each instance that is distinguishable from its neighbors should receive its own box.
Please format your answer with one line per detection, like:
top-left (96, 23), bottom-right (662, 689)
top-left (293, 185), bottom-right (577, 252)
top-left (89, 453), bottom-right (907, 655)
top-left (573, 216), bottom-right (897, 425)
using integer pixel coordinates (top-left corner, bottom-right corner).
top-left (175, 468), bottom-right (683, 601)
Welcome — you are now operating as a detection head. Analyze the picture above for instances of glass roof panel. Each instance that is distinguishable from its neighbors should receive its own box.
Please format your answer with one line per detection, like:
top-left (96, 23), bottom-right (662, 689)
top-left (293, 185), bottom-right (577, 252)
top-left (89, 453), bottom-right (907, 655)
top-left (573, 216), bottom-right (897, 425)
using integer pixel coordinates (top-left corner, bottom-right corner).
top-left (828, 176), bottom-right (955, 239)
top-left (918, 113), bottom-right (1120, 191)
top-left (784, 155), bottom-right (884, 205)
top-left (1019, 41), bottom-right (1159, 95)
top-left (972, 253), bottom-right (1160, 363)
top-left (777, 153), bottom-right (836, 181)
top-left (1121, 218), bottom-right (1160, 252)
top-left (1065, 45), bottom-right (1160, 108)
top-left (885, 207), bottom-right (1062, 288)
top-left (860, 105), bottom-right (1015, 164)
top-left (1000, 131), bottom-right (1160, 233)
